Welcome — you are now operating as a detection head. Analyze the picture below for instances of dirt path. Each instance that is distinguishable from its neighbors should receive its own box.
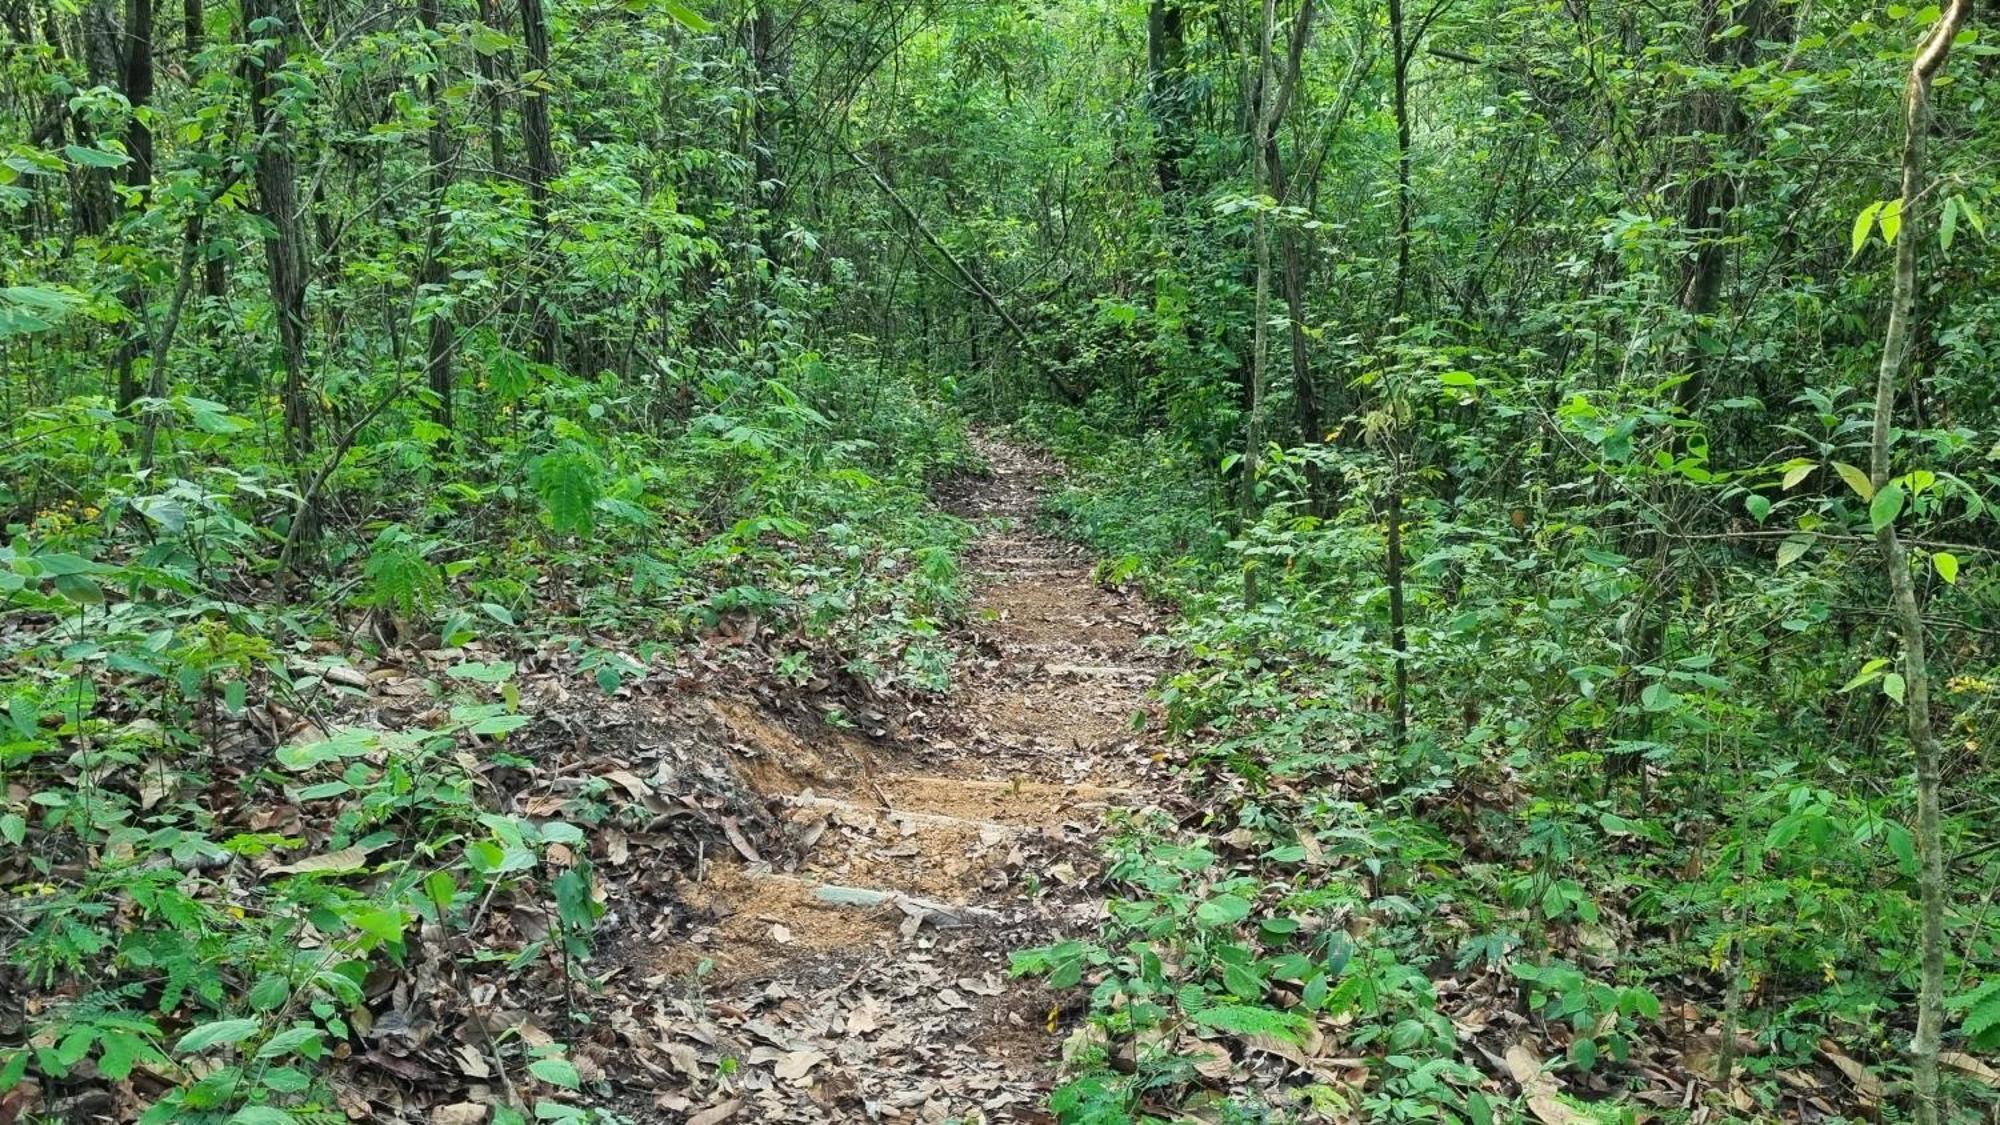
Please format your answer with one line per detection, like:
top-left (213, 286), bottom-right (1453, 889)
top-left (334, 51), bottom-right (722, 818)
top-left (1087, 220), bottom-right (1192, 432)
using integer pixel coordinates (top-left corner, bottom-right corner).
top-left (633, 438), bottom-right (1170, 1122)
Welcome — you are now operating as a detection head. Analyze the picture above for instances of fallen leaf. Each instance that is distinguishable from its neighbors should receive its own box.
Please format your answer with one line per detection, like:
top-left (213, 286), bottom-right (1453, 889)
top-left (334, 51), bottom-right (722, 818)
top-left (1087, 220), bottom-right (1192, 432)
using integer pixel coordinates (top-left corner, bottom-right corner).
top-left (431, 1104), bottom-right (489, 1125)
top-left (1181, 1038), bottom-right (1232, 1081)
top-left (1817, 1039), bottom-right (1884, 1102)
top-left (269, 845), bottom-right (376, 876)
top-left (1941, 1051), bottom-right (2000, 1087)
top-left (602, 770), bottom-right (651, 800)
top-left (687, 1100), bottom-right (742, 1125)
top-left (773, 1049), bottom-right (826, 1084)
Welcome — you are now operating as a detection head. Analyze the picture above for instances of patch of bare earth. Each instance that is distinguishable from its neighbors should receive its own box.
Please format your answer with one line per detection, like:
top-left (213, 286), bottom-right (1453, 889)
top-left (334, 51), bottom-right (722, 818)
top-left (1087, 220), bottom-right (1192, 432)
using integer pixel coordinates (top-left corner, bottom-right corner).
top-left (598, 438), bottom-right (1172, 1123)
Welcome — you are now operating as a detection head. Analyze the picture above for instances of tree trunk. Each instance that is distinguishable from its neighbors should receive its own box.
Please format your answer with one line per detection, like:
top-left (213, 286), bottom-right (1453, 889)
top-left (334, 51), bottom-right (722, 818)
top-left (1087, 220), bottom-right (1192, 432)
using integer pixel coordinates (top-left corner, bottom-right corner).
top-left (243, 0), bottom-right (313, 455)
top-left (518, 0), bottom-right (558, 366)
top-left (1145, 0), bottom-right (1189, 202)
top-left (1384, 0), bottom-right (1414, 746)
top-left (113, 0), bottom-right (154, 412)
top-left (1241, 0), bottom-right (1315, 605)
top-left (419, 0), bottom-right (455, 427)
top-left (1868, 4), bottom-right (1968, 1121)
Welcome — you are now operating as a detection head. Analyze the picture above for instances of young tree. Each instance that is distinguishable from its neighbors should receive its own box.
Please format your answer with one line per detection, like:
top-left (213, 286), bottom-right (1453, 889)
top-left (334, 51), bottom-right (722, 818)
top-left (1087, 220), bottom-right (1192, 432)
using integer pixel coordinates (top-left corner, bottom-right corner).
top-left (1867, 1), bottom-right (1971, 1119)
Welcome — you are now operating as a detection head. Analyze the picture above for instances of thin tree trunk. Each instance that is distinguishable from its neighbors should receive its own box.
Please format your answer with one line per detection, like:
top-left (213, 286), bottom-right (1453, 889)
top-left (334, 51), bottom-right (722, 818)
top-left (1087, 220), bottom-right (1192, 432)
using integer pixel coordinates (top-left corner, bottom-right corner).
top-left (1146, 0), bottom-right (1189, 202)
top-left (518, 0), bottom-right (558, 366)
top-left (477, 0), bottom-right (506, 173)
top-left (243, 0), bottom-right (313, 455)
top-left (844, 143), bottom-right (1032, 350)
top-left (419, 0), bottom-right (454, 427)
top-left (1868, 4), bottom-right (1969, 1121)
top-left (114, 0), bottom-right (154, 413)
top-left (1385, 0), bottom-right (1414, 746)
top-left (1242, 0), bottom-right (1315, 603)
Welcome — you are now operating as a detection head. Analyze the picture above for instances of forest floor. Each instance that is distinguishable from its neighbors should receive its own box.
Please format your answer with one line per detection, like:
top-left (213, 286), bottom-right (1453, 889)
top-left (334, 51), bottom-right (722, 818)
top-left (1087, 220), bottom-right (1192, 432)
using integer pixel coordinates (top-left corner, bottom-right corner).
top-left (585, 436), bottom-right (1174, 1122)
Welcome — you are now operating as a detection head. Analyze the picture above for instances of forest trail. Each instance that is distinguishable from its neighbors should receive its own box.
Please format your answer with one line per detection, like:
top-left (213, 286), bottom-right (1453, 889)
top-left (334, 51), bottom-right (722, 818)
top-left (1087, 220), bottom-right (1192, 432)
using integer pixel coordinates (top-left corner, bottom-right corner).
top-left (641, 438), bottom-right (1170, 1122)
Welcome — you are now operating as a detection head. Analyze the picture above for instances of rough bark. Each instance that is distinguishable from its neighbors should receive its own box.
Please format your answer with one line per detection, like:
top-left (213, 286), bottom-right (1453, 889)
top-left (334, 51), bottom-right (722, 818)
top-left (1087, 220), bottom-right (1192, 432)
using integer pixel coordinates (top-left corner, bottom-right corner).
top-left (243, 0), bottom-right (313, 454)
top-left (1241, 0), bottom-right (1314, 600)
top-left (1145, 0), bottom-right (1190, 201)
top-left (1868, 4), bottom-right (1969, 1121)
top-left (519, 0), bottom-right (559, 366)
top-left (419, 0), bottom-right (455, 427)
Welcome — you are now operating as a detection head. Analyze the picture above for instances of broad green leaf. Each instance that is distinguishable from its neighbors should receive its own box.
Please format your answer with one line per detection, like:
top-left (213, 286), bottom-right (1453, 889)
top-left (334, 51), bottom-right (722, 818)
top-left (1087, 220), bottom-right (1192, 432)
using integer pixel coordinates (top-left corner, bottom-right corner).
top-left (175, 1018), bottom-right (261, 1054)
top-left (1941, 196), bottom-right (1960, 250)
top-left (1879, 198), bottom-right (1904, 245)
top-left (1882, 672), bottom-right (1906, 705)
top-left (1869, 483), bottom-right (1905, 531)
top-left (1744, 494), bottom-right (1771, 523)
top-left (528, 1056), bottom-right (581, 1089)
top-left (1832, 461), bottom-right (1874, 501)
top-left (1776, 535), bottom-right (1813, 569)
top-left (1194, 894), bottom-right (1253, 927)
top-left (1640, 681), bottom-right (1676, 712)
top-left (1934, 551), bottom-right (1960, 584)
top-left (225, 1109), bottom-right (299, 1125)
top-left (1781, 463), bottom-right (1815, 490)
top-left (64, 144), bottom-right (130, 168)
top-left (1851, 201), bottom-right (1883, 256)
top-left (254, 1025), bottom-right (324, 1061)
top-left (1886, 823), bottom-right (1918, 876)
top-left (659, 0), bottom-right (712, 30)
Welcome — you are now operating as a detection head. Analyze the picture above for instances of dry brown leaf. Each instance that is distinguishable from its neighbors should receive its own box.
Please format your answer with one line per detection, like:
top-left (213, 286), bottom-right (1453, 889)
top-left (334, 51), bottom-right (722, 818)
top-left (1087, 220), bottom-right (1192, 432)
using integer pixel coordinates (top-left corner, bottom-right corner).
top-left (269, 845), bottom-right (373, 876)
top-left (1181, 1038), bottom-right (1233, 1081)
top-left (774, 1048), bottom-right (826, 1084)
top-left (1525, 1092), bottom-right (1591, 1125)
top-left (602, 770), bottom-right (651, 800)
top-left (1816, 1039), bottom-right (1884, 1102)
top-left (1505, 1041), bottom-right (1591, 1125)
top-left (1941, 1051), bottom-right (2000, 1087)
top-left (430, 1104), bottom-right (489, 1125)
top-left (1505, 1042), bottom-right (1548, 1088)
top-left (686, 1100), bottom-right (743, 1125)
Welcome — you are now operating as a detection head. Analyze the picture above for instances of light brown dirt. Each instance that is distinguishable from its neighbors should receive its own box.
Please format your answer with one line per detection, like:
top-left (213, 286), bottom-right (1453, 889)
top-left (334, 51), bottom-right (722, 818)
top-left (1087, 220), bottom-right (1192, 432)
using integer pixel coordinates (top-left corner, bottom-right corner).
top-left (645, 436), bottom-right (1172, 1123)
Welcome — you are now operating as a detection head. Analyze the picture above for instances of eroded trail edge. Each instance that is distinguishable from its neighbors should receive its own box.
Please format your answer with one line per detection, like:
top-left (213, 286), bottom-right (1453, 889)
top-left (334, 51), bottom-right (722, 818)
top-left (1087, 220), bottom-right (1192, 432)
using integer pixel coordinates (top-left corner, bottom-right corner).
top-left (633, 438), bottom-right (1170, 1122)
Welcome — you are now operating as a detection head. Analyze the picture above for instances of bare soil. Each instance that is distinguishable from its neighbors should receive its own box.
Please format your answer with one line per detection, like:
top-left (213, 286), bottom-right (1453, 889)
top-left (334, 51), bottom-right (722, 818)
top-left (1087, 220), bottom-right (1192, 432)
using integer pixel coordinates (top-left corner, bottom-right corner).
top-left (615, 437), bottom-right (1172, 1122)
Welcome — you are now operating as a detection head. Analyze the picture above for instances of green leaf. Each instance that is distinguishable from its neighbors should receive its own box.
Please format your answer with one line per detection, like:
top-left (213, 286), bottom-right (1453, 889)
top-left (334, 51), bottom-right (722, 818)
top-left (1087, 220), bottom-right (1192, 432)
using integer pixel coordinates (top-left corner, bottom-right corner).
top-left (1744, 494), bottom-right (1771, 523)
top-left (1189, 1003), bottom-right (1308, 1040)
top-left (1933, 551), bottom-right (1960, 584)
top-left (64, 144), bottom-right (130, 168)
top-left (1832, 461), bottom-right (1874, 501)
top-left (175, 1018), bottom-right (261, 1054)
top-left (659, 0), bottom-right (712, 30)
top-left (528, 1056), bottom-right (581, 1089)
top-left (0, 814), bottom-right (23, 846)
top-left (1851, 201), bottom-right (1883, 256)
top-left (254, 1025), bottom-right (324, 1061)
top-left (1885, 822), bottom-right (1917, 876)
top-left (1941, 196), bottom-right (1960, 250)
top-left (1879, 198), bottom-right (1904, 245)
top-left (1781, 463), bottom-right (1815, 490)
top-left (1776, 535), bottom-right (1813, 570)
top-left (1640, 681), bottom-right (1676, 712)
top-left (1194, 894), bottom-right (1253, 928)
top-left (469, 713), bottom-right (530, 736)
top-left (1882, 672), bottom-right (1906, 705)
top-left (247, 974), bottom-right (290, 1011)
top-left (225, 1108), bottom-right (300, 1125)
top-left (1222, 962), bottom-right (1264, 999)
top-left (1869, 483), bottom-right (1905, 531)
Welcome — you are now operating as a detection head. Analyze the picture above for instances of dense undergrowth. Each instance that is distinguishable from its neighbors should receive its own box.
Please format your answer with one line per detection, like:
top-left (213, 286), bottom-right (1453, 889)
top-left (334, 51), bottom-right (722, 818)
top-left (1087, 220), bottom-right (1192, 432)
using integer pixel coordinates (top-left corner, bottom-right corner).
top-left (1016, 402), bottom-right (2000, 1124)
top-left (0, 350), bottom-right (974, 1123)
